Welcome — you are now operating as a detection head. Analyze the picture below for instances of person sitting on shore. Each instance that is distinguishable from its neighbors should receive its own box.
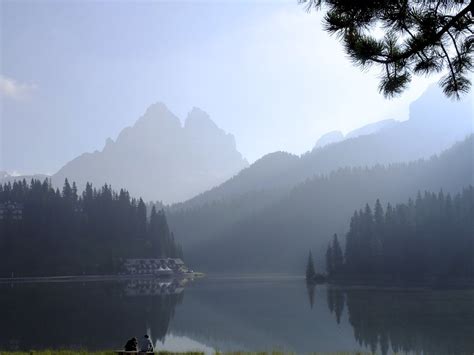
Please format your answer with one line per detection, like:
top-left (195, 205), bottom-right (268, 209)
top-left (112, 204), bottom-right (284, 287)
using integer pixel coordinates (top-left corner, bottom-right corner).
top-left (140, 334), bottom-right (154, 353)
top-left (124, 337), bottom-right (138, 352)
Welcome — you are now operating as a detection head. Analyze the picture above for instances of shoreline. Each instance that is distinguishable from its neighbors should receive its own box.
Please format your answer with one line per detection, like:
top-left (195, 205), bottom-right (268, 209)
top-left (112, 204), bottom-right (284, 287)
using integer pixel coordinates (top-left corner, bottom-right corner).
top-left (0, 272), bottom-right (204, 284)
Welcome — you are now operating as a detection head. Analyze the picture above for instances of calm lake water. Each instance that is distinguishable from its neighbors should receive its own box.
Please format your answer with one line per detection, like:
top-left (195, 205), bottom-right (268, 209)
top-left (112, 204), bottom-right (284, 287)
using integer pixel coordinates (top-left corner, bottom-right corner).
top-left (1, 275), bottom-right (473, 354)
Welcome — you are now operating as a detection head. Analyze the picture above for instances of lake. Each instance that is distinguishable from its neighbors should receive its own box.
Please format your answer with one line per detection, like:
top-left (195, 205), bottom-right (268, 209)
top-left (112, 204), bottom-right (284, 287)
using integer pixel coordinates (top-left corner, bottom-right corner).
top-left (1, 275), bottom-right (473, 354)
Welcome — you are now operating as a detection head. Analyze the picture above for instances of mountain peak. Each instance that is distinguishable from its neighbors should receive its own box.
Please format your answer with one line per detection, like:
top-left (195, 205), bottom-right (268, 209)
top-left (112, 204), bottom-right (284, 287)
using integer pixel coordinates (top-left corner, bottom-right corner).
top-left (53, 103), bottom-right (248, 204)
top-left (137, 102), bottom-right (179, 124)
top-left (132, 102), bottom-right (182, 136)
top-left (185, 107), bottom-right (220, 132)
top-left (144, 101), bottom-right (171, 117)
top-left (188, 106), bottom-right (208, 118)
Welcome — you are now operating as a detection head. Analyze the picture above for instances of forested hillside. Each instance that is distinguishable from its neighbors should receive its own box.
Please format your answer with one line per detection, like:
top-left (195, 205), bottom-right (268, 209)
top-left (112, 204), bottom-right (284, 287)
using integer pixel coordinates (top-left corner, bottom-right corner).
top-left (0, 179), bottom-right (182, 277)
top-left (326, 187), bottom-right (474, 280)
top-left (184, 136), bottom-right (473, 273)
top-left (167, 86), bottom-right (472, 252)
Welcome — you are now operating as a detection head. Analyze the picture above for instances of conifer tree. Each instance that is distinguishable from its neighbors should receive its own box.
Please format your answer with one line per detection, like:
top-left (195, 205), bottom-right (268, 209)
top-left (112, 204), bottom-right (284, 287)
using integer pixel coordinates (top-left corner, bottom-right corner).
top-left (137, 198), bottom-right (147, 239)
top-left (326, 243), bottom-right (334, 276)
top-left (332, 234), bottom-right (343, 275)
top-left (62, 179), bottom-right (72, 200)
top-left (373, 199), bottom-right (384, 270)
top-left (306, 250), bottom-right (317, 281)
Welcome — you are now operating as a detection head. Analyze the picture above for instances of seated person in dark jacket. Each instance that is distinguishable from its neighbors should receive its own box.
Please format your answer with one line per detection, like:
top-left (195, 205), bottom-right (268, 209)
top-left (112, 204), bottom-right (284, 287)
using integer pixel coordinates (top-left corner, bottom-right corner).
top-left (140, 334), bottom-right (154, 352)
top-left (124, 337), bottom-right (138, 351)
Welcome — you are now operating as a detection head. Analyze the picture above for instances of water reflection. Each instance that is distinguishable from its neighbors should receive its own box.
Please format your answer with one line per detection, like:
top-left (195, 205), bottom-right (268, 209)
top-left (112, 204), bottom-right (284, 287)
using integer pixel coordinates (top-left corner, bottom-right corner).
top-left (124, 278), bottom-right (186, 297)
top-left (0, 278), bottom-right (186, 351)
top-left (306, 283), bottom-right (315, 309)
top-left (0, 277), bottom-right (473, 354)
top-left (325, 286), bottom-right (345, 324)
top-left (324, 285), bottom-right (474, 355)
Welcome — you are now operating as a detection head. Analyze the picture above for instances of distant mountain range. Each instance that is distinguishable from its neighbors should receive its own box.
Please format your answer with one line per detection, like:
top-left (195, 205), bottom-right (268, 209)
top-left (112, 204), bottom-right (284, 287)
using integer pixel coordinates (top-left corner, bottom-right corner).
top-left (167, 85), bottom-right (473, 272)
top-left (314, 119), bottom-right (397, 149)
top-left (51, 103), bottom-right (248, 204)
top-left (175, 85), bottom-right (471, 210)
top-left (1, 84), bottom-right (472, 274)
top-left (2, 104), bottom-right (248, 204)
top-left (171, 135), bottom-right (473, 273)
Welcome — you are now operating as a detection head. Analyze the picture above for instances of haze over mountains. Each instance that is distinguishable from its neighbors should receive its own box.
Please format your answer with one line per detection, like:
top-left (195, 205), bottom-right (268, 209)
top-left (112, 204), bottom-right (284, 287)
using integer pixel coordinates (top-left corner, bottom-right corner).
top-left (166, 85), bottom-right (473, 272)
top-left (184, 137), bottom-right (473, 272)
top-left (52, 103), bottom-right (248, 204)
top-left (1, 84), bottom-right (472, 274)
top-left (314, 119), bottom-right (397, 149)
top-left (314, 84), bottom-right (472, 150)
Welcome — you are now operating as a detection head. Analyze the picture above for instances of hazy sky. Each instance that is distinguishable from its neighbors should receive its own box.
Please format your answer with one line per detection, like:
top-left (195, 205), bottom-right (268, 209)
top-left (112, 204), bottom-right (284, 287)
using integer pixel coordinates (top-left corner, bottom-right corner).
top-left (1, 0), bottom-right (438, 175)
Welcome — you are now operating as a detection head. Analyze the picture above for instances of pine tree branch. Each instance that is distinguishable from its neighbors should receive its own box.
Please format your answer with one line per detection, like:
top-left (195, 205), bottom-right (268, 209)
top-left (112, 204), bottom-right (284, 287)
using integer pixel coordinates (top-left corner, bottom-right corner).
top-left (403, 25), bottom-right (430, 61)
top-left (440, 41), bottom-right (459, 92)
top-left (365, 1), bottom-right (473, 65)
top-left (434, 0), bottom-right (441, 15)
top-left (447, 30), bottom-right (463, 63)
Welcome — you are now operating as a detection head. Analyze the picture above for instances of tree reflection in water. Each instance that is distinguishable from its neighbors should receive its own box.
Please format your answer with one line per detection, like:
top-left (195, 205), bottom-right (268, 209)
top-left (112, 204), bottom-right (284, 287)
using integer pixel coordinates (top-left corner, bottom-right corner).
top-left (323, 285), bottom-right (474, 355)
top-left (2, 278), bottom-right (473, 354)
top-left (326, 286), bottom-right (345, 324)
top-left (306, 283), bottom-right (315, 309)
top-left (0, 278), bottom-right (187, 351)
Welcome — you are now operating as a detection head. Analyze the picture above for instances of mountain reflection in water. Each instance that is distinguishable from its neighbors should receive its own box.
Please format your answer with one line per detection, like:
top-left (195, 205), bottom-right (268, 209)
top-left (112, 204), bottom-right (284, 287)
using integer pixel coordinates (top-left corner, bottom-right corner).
top-left (0, 276), bottom-right (473, 354)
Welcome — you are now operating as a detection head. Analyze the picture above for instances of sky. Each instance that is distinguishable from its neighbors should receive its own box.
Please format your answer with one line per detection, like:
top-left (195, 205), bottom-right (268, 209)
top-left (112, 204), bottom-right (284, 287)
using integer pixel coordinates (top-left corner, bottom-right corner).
top-left (0, 0), bottom-right (438, 175)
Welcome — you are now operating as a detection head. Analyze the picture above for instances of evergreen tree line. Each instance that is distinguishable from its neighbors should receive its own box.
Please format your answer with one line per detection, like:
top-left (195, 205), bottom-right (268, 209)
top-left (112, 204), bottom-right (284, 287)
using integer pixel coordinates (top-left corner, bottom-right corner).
top-left (323, 186), bottom-right (473, 280)
top-left (0, 179), bottom-right (182, 277)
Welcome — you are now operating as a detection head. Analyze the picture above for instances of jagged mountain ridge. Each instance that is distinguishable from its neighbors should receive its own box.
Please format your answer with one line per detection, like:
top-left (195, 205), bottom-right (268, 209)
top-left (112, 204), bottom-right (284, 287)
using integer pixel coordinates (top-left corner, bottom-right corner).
top-left (52, 103), bottom-right (248, 204)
